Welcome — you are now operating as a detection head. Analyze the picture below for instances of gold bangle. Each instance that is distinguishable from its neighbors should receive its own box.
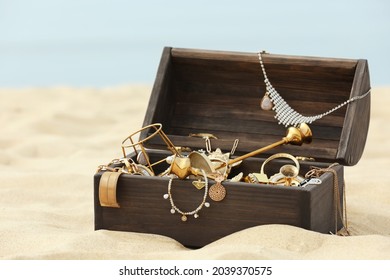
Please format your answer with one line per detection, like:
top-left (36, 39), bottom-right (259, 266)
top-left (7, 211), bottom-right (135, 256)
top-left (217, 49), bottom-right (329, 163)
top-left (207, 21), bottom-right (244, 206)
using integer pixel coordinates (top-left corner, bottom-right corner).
top-left (260, 153), bottom-right (300, 175)
top-left (99, 171), bottom-right (121, 208)
top-left (261, 153), bottom-right (303, 187)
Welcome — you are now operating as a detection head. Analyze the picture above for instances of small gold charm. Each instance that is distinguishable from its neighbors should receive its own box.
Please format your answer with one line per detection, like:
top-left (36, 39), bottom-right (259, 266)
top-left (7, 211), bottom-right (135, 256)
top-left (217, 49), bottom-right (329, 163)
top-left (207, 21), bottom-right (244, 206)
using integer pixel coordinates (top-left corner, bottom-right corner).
top-left (181, 215), bottom-right (187, 222)
top-left (260, 91), bottom-right (273, 111)
top-left (208, 174), bottom-right (226, 202)
top-left (192, 179), bottom-right (206, 190)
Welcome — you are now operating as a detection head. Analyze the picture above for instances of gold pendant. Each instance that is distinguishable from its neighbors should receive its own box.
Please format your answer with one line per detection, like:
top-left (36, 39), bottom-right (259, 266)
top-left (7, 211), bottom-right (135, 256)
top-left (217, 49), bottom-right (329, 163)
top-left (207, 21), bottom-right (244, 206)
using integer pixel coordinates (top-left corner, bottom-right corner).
top-left (192, 179), bottom-right (206, 190)
top-left (260, 91), bottom-right (273, 111)
top-left (208, 174), bottom-right (226, 202)
top-left (208, 182), bottom-right (226, 202)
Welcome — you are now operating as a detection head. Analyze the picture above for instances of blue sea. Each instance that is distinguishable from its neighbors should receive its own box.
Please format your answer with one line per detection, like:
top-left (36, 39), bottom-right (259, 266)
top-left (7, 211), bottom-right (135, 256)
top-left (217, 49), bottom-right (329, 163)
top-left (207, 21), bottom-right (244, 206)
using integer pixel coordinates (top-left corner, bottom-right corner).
top-left (0, 0), bottom-right (389, 87)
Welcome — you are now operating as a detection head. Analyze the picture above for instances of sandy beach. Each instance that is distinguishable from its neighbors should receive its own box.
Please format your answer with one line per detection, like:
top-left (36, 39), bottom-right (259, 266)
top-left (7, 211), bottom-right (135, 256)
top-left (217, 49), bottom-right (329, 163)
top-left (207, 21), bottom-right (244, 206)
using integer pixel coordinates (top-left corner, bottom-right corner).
top-left (0, 85), bottom-right (389, 260)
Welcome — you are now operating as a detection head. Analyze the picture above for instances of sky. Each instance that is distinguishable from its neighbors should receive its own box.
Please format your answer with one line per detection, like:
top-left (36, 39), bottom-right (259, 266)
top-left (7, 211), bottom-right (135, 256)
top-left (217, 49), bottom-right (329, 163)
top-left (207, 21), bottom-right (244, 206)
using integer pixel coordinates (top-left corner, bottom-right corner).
top-left (0, 0), bottom-right (389, 87)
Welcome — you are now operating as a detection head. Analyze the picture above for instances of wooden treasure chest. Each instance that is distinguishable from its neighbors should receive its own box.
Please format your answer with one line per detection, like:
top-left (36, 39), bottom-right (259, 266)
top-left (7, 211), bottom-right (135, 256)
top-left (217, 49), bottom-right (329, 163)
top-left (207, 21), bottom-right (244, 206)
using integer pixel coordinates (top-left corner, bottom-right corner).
top-left (94, 47), bottom-right (370, 248)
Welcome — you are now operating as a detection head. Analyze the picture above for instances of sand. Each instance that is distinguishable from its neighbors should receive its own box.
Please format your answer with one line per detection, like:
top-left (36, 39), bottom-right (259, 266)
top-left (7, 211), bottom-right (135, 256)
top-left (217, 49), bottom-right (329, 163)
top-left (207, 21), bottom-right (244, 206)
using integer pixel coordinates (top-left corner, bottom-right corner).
top-left (1, 85), bottom-right (389, 260)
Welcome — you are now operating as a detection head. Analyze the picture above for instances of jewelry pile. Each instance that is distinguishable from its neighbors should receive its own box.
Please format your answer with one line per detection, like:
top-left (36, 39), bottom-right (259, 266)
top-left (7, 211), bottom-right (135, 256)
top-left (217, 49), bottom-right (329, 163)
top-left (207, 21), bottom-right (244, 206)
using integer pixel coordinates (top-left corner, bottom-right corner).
top-left (96, 122), bottom-right (317, 222)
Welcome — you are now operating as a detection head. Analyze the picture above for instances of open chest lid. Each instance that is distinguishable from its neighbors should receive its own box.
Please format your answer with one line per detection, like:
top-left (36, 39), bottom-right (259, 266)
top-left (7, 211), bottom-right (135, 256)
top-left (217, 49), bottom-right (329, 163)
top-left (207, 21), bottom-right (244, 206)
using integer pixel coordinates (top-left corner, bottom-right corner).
top-left (140, 47), bottom-right (371, 166)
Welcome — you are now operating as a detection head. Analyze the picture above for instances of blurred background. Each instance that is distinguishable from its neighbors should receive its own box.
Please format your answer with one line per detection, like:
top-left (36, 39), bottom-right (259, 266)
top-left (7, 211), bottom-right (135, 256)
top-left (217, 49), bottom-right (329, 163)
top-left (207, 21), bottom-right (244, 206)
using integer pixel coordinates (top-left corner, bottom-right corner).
top-left (0, 0), bottom-right (389, 88)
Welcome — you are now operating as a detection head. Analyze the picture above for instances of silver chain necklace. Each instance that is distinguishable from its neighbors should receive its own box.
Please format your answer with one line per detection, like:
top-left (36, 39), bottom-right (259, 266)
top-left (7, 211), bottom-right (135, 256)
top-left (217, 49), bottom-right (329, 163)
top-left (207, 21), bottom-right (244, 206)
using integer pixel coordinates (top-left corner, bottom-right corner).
top-left (257, 52), bottom-right (371, 127)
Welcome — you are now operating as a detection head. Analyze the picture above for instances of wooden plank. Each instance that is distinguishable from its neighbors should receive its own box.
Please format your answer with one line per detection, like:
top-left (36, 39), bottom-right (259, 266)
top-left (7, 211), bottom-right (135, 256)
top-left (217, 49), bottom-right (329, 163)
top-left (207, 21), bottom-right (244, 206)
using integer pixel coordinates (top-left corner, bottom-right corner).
top-left (171, 62), bottom-right (354, 91)
top-left (173, 79), bottom-right (352, 105)
top-left (172, 101), bottom-right (347, 126)
top-left (141, 47), bottom-right (174, 138)
top-left (171, 48), bottom-right (358, 69)
top-left (172, 58), bottom-right (355, 82)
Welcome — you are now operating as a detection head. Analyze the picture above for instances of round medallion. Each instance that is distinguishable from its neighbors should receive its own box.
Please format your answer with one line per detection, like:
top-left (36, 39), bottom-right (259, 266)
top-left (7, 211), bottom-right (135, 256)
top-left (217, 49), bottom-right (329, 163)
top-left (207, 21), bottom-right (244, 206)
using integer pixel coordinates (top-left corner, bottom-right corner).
top-left (208, 183), bottom-right (226, 202)
top-left (181, 215), bottom-right (187, 222)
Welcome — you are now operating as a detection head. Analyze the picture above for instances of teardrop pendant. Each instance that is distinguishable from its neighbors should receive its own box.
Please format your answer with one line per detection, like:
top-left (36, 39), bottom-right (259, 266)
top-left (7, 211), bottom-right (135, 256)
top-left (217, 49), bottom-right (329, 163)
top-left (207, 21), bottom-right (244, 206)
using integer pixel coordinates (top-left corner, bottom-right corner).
top-left (260, 92), bottom-right (273, 111)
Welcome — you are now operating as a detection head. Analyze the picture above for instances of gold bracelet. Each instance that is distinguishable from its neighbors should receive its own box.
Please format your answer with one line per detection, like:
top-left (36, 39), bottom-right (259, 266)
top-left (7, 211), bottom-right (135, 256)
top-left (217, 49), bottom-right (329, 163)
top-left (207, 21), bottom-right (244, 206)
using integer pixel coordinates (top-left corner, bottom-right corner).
top-left (248, 153), bottom-right (303, 186)
top-left (264, 153), bottom-right (303, 186)
top-left (260, 153), bottom-right (300, 175)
